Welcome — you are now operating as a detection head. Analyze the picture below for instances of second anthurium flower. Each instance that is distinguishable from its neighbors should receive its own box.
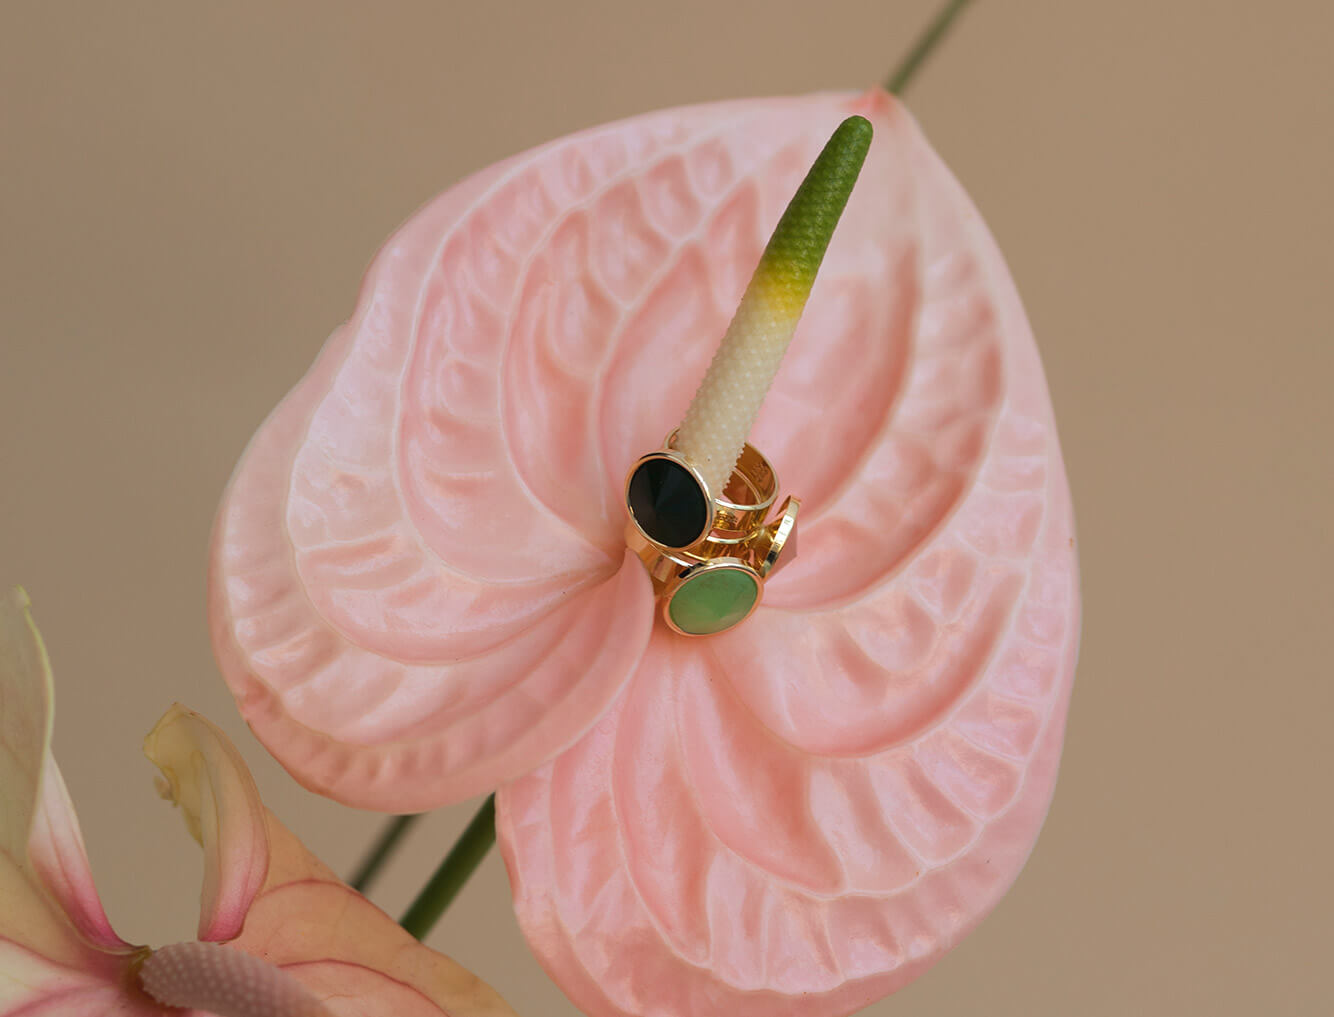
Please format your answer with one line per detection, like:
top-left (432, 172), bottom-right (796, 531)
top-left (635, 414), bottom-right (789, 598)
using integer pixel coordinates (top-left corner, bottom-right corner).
top-left (0, 587), bottom-right (519, 1017)
top-left (209, 87), bottom-right (1080, 1016)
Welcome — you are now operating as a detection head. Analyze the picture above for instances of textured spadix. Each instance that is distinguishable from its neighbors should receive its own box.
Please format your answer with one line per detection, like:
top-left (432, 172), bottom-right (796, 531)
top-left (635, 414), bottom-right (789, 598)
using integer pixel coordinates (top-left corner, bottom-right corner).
top-left (0, 589), bottom-right (520, 1017)
top-left (674, 114), bottom-right (872, 496)
top-left (140, 941), bottom-right (329, 1017)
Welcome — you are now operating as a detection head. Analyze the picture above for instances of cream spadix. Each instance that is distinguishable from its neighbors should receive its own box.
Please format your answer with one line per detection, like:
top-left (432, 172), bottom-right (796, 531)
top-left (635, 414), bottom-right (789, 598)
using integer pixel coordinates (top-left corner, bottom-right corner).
top-left (674, 114), bottom-right (873, 498)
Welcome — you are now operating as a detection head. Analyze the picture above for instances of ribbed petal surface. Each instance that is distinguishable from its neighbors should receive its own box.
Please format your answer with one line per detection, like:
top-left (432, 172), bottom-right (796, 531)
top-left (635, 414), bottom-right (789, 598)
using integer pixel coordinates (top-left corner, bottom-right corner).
top-left (207, 90), bottom-right (960, 810)
top-left (496, 90), bottom-right (1080, 1017)
top-left (0, 588), bottom-right (154, 1016)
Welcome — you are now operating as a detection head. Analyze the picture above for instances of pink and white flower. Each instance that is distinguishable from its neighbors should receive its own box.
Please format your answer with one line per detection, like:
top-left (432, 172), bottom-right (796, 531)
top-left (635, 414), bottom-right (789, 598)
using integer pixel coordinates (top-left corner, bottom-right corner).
top-left (0, 587), bottom-right (519, 1017)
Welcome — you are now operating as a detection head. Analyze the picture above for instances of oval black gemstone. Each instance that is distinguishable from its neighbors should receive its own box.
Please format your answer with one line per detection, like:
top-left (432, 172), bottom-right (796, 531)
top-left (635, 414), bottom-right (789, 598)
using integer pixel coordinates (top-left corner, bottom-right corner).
top-left (627, 457), bottom-right (710, 548)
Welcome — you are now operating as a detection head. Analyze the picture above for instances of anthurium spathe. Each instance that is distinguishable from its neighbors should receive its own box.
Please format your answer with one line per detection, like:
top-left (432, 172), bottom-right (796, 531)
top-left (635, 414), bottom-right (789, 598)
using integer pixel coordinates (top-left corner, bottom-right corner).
top-left (0, 587), bottom-right (519, 1017)
top-left (208, 85), bottom-right (1079, 1014)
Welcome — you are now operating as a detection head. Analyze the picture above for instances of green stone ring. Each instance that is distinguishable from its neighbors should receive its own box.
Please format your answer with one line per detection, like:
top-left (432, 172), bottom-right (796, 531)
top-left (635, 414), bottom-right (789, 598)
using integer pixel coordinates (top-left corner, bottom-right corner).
top-left (665, 559), bottom-right (762, 636)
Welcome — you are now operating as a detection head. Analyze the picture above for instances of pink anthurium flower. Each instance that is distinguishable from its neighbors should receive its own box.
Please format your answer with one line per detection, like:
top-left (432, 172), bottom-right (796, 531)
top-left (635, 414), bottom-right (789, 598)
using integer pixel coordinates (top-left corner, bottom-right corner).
top-left (0, 587), bottom-right (519, 1017)
top-left (209, 87), bottom-right (1079, 1015)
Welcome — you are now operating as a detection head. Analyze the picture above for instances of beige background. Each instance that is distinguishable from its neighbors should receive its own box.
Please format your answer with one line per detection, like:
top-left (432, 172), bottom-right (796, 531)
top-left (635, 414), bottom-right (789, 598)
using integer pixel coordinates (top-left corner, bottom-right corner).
top-left (2, 2), bottom-right (1330, 1014)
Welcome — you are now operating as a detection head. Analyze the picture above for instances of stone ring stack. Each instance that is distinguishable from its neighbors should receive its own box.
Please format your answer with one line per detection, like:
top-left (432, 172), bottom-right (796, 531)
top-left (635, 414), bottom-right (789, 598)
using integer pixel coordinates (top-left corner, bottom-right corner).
top-left (624, 433), bottom-right (798, 636)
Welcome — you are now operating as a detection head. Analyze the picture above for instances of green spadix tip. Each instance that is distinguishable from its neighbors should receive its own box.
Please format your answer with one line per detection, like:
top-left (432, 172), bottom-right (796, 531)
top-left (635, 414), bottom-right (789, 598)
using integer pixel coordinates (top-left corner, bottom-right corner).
top-left (757, 115), bottom-right (873, 300)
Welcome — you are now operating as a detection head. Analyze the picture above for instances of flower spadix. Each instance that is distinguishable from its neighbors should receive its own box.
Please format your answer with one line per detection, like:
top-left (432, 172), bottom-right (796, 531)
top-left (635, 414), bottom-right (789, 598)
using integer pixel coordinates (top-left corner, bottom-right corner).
top-left (209, 87), bottom-right (1079, 1014)
top-left (673, 113), bottom-right (872, 498)
top-left (0, 587), bottom-right (519, 1017)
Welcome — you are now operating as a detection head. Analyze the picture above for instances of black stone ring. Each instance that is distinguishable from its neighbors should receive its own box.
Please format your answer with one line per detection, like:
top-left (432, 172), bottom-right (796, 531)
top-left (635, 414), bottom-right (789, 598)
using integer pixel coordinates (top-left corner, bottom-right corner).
top-left (624, 432), bottom-right (778, 551)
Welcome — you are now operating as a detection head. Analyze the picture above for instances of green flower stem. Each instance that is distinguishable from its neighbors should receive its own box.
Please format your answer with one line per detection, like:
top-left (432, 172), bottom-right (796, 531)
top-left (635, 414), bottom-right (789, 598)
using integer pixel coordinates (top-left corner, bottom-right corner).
top-left (399, 795), bottom-right (496, 940)
top-left (885, 0), bottom-right (975, 95)
top-left (348, 813), bottom-right (420, 893)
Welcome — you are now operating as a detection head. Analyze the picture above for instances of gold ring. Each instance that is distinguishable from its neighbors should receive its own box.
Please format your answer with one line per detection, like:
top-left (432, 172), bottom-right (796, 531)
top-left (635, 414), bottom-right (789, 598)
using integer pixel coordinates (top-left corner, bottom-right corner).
top-left (624, 435), bottom-right (799, 636)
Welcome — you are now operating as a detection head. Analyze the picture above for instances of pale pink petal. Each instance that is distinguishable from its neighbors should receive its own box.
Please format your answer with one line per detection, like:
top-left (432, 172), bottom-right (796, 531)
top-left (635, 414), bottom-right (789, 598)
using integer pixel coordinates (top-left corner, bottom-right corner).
top-left (0, 589), bottom-right (145, 1016)
top-left (500, 483), bottom-right (1076, 1016)
top-left (497, 91), bottom-right (1081, 1017)
top-left (144, 705), bottom-right (520, 1017)
top-left (0, 943), bottom-right (165, 1017)
top-left (143, 704), bottom-right (269, 943)
top-left (207, 125), bottom-right (674, 808)
top-left (29, 759), bottom-right (133, 952)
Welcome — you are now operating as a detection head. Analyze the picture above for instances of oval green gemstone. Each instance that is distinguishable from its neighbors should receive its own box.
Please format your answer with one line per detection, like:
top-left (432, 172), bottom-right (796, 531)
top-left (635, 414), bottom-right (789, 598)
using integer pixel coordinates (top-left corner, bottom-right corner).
top-left (667, 566), bottom-right (759, 636)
